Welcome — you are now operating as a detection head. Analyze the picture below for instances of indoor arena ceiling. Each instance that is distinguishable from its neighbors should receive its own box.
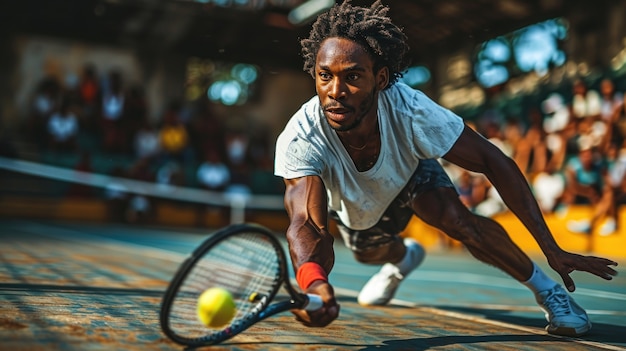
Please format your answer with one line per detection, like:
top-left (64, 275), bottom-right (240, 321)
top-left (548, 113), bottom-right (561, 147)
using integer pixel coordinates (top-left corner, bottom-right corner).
top-left (0, 0), bottom-right (611, 70)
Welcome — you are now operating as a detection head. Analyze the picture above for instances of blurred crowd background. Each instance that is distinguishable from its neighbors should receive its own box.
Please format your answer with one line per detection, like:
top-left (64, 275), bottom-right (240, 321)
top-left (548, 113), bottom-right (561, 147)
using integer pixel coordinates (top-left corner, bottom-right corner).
top-left (0, 0), bottom-right (625, 239)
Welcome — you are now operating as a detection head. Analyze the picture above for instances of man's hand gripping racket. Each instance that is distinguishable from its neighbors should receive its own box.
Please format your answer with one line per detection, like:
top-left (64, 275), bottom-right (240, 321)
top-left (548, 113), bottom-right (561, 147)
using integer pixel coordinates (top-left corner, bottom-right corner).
top-left (159, 223), bottom-right (323, 347)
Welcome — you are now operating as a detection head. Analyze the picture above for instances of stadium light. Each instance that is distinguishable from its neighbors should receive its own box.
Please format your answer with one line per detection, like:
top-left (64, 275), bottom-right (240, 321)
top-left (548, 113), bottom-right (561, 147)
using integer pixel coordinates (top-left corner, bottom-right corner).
top-left (288, 0), bottom-right (335, 25)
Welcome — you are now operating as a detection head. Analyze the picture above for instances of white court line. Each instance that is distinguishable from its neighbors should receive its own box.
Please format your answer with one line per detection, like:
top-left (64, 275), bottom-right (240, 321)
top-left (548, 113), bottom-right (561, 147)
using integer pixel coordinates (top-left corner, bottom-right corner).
top-left (406, 272), bottom-right (626, 301)
top-left (16, 221), bottom-right (626, 350)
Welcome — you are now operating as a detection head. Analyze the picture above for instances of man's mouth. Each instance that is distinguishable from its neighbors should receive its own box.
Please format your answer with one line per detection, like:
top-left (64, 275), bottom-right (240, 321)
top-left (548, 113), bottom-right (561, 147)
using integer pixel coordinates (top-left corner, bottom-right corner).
top-left (324, 104), bottom-right (353, 120)
top-left (325, 109), bottom-right (352, 122)
top-left (327, 108), bottom-right (349, 114)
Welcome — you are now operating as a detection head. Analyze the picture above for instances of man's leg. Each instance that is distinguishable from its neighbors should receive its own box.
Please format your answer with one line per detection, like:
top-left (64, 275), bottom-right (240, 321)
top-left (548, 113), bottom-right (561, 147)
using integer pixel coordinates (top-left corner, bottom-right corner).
top-left (410, 186), bottom-right (532, 279)
top-left (411, 185), bottom-right (591, 337)
top-left (353, 235), bottom-right (425, 306)
top-left (331, 211), bottom-right (425, 306)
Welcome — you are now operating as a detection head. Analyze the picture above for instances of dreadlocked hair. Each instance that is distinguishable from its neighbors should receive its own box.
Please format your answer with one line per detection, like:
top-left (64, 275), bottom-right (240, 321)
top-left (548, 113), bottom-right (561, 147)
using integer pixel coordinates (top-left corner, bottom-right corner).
top-left (300, 0), bottom-right (411, 88)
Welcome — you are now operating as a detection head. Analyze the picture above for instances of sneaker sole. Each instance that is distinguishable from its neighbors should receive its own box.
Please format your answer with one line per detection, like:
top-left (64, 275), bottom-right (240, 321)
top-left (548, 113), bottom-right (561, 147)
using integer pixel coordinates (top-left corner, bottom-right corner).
top-left (546, 321), bottom-right (592, 337)
top-left (357, 300), bottom-right (390, 306)
top-left (357, 291), bottom-right (396, 306)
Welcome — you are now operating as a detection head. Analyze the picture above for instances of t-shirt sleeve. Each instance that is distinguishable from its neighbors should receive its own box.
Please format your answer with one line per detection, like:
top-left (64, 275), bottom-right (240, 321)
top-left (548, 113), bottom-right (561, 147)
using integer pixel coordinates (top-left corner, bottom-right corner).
top-left (274, 126), bottom-right (323, 179)
top-left (408, 89), bottom-right (465, 159)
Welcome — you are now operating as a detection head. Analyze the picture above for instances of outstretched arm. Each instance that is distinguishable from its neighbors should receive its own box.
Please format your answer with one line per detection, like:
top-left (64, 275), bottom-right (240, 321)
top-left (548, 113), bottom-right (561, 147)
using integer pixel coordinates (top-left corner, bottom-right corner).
top-left (283, 175), bottom-right (339, 326)
top-left (443, 125), bottom-right (618, 291)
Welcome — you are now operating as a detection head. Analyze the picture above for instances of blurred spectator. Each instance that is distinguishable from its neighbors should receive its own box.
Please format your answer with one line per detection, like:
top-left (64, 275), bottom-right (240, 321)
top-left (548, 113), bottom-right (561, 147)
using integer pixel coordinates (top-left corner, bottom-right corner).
top-left (570, 79), bottom-right (601, 120)
top-left (469, 121), bottom-right (511, 217)
top-left (195, 148), bottom-right (231, 226)
top-left (575, 115), bottom-right (606, 152)
top-left (473, 178), bottom-right (507, 218)
top-left (532, 167), bottom-right (566, 214)
top-left (455, 170), bottom-right (483, 209)
top-left (561, 145), bottom-right (613, 235)
top-left (599, 78), bottom-right (622, 123)
top-left (225, 131), bottom-right (249, 166)
top-left (540, 93), bottom-right (571, 171)
top-left (449, 166), bottom-right (506, 218)
top-left (602, 142), bottom-right (626, 236)
top-left (197, 148), bottom-right (230, 192)
top-left (46, 93), bottom-right (79, 152)
top-left (513, 110), bottom-right (548, 175)
top-left (26, 76), bottom-right (62, 149)
top-left (158, 101), bottom-right (193, 164)
top-left (542, 93), bottom-right (571, 134)
top-left (223, 130), bottom-right (252, 199)
top-left (610, 92), bottom-right (626, 148)
top-left (76, 63), bottom-right (100, 134)
top-left (502, 118), bottom-right (525, 156)
top-left (134, 120), bottom-right (161, 160)
top-left (483, 121), bottom-right (513, 157)
top-left (99, 69), bottom-right (129, 153)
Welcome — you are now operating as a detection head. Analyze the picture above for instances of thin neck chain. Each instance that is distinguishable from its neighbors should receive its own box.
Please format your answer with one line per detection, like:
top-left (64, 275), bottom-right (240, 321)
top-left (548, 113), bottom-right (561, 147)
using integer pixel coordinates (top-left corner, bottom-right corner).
top-left (346, 139), bottom-right (368, 150)
top-left (342, 122), bottom-right (379, 151)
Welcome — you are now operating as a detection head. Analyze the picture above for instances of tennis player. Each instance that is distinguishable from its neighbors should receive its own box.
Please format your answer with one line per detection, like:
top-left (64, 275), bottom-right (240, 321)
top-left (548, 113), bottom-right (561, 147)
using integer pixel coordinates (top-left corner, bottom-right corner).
top-left (274, 0), bottom-right (618, 336)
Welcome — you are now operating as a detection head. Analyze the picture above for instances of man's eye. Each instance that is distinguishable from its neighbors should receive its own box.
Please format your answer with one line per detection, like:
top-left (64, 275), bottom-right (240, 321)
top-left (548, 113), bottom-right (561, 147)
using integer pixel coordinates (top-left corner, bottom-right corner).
top-left (319, 72), bottom-right (331, 80)
top-left (347, 73), bottom-right (359, 81)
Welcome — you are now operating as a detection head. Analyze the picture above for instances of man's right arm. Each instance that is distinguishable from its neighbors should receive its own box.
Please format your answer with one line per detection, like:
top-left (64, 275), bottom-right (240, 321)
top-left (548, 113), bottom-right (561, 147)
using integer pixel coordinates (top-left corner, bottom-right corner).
top-left (284, 176), bottom-right (334, 272)
top-left (283, 175), bottom-right (339, 327)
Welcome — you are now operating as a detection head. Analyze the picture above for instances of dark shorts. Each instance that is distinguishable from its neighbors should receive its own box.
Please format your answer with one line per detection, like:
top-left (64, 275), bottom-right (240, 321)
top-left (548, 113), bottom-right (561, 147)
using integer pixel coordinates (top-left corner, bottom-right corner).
top-left (331, 159), bottom-right (455, 252)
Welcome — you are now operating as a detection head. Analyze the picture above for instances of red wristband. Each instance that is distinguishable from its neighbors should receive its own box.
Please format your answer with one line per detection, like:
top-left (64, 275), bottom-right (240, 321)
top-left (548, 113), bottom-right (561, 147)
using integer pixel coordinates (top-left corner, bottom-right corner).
top-left (296, 262), bottom-right (328, 290)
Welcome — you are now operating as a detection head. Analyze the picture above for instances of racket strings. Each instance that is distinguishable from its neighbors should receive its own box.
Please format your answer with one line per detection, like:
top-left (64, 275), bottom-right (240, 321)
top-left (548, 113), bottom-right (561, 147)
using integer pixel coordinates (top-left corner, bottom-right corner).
top-left (167, 231), bottom-right (282, 339)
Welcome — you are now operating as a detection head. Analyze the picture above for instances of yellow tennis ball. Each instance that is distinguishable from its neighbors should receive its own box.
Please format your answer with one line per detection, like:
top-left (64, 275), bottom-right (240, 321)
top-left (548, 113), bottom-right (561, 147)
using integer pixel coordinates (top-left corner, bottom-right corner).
top-left (197, 287), bottom-right (237, 328)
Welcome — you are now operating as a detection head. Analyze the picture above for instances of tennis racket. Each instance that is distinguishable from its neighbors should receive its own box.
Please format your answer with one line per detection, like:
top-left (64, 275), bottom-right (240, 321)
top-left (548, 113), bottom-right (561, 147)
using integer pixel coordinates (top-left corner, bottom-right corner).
top-left (159, 223), bottom-right (323, 347)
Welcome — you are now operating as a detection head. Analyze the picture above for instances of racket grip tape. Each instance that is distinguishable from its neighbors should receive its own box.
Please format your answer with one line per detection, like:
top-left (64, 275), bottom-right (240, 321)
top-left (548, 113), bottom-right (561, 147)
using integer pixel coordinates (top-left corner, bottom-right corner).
top-left (304, 294), bottom-right (323, 311)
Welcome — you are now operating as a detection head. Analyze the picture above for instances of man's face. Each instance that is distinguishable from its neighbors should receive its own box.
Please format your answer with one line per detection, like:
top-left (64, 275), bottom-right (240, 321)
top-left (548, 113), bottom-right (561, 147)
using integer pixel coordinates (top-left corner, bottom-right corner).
top-left (315, 37), bottom-right (387, 132)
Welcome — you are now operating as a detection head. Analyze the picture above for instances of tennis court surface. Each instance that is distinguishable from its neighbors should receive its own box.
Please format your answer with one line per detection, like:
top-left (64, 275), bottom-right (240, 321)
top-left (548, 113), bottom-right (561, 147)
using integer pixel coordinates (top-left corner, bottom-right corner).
top-left (1, 219), bottom-right (625, 351)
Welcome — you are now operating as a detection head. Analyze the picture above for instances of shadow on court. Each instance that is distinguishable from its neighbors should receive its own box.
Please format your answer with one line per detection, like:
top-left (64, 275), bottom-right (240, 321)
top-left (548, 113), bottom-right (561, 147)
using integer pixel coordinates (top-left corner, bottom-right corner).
top-left (432, 305), bottom-right (626, 345)
top-left (358, 334), bottom-right (574, 351)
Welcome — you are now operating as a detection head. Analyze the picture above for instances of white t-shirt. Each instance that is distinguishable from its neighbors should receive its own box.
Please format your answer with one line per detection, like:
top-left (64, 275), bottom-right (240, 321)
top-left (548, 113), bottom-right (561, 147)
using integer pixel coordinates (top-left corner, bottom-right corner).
top-left (275, 83), bottom-right (464, 230)
top-left (48, 112), bottom-right (78, 142)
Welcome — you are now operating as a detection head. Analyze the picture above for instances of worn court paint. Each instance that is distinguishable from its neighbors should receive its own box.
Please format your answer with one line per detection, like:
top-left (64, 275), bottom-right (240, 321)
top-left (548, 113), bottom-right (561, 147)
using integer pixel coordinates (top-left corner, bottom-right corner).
top-left (0, 220), bottom-right (625, 351)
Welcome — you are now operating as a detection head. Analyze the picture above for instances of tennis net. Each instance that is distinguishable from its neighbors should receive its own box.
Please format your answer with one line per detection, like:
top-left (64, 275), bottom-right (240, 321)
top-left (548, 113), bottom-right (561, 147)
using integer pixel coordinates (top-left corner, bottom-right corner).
top-left (0, 155), bottom-right (285, 226)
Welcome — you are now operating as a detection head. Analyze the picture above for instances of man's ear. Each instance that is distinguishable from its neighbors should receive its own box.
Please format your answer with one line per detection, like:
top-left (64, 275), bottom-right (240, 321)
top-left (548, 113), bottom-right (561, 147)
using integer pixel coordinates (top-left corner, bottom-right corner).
top-left (376, 66), bottom-right (390, 90)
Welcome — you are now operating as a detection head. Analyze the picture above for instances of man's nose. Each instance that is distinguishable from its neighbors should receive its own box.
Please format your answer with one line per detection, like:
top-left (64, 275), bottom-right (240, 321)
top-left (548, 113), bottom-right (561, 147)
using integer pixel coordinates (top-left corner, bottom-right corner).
top-left (328, 78), bottom-right (347, 100)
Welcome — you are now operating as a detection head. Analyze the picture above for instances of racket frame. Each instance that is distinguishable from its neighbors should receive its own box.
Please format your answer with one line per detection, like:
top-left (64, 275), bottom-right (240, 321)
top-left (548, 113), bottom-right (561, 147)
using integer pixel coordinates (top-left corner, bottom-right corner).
top-left (159, 223), bottom-right (311, 347)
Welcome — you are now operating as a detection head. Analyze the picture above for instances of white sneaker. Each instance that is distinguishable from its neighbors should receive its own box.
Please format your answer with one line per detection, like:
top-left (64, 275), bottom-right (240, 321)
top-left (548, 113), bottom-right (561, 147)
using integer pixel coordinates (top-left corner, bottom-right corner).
top-left (566, 219), bottom-right (591, 234)
top-left (536, 285), bottom-right (591, 337)
top-left (599, 219), bottom-right (616, 236)
top-left (357, 238), bottom-right (425, 306)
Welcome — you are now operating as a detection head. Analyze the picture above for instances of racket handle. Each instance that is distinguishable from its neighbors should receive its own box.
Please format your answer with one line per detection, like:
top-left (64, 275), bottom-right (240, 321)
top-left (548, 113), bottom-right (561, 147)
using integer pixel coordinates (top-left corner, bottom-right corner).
top-left (304, 294), bottom-right (323, 311)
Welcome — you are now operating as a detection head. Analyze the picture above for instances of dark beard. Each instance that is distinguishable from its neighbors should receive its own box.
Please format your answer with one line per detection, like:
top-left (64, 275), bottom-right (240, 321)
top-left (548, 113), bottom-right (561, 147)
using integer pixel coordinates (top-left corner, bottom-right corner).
top-left (326, 87), bottom-right (377, 132)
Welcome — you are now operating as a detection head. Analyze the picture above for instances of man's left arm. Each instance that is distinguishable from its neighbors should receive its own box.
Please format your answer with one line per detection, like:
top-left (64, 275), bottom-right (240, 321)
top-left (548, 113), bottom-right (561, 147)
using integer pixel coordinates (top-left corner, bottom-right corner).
top-left (443, 125), bottom-right (618, 291)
